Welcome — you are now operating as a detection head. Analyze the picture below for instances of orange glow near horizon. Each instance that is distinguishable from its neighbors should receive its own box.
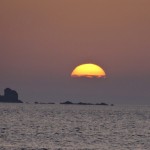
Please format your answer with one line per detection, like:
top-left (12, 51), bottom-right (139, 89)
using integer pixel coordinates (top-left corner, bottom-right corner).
top-left (71, 63), bottom-right (106, 78)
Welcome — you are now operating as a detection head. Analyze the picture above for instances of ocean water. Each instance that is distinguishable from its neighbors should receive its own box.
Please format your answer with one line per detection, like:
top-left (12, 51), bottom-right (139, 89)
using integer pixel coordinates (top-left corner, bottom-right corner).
top-left (0, 104), bottom-right (150, 150)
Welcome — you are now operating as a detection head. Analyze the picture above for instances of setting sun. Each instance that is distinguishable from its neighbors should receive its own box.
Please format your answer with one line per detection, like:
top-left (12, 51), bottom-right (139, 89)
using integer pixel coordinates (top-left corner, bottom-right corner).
top-left (71, 63), bottom-right (106, 78)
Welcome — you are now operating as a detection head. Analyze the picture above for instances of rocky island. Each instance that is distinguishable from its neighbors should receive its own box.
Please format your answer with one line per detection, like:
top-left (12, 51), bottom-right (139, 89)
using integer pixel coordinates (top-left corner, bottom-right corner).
top-left (0, 88), bottom-right (23, 103)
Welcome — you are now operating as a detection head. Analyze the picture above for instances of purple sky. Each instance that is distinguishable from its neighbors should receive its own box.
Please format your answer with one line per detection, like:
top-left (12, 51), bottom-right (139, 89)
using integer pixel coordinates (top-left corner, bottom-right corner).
top-left (0, 0), bottom-right (150, 104)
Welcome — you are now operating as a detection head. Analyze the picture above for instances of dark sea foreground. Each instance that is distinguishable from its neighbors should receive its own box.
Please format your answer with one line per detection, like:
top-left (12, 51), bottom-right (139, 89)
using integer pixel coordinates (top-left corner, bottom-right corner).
top-left (0, 103), bottom-right (150, 150)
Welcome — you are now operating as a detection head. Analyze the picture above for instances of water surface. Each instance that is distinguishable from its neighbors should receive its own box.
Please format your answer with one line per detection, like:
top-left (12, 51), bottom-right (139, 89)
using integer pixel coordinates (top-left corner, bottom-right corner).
top-left (0, 104), bottom-right (150, 150)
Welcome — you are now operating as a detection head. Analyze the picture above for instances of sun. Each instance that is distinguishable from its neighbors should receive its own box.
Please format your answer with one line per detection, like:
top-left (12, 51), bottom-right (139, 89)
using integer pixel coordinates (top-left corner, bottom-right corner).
top-left (71, 63), bottom-right (106, 78)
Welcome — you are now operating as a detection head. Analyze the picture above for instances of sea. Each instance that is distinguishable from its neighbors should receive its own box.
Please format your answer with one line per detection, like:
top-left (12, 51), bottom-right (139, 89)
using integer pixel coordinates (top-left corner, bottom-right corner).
top-left (0, 103), bottom-right (150, 150)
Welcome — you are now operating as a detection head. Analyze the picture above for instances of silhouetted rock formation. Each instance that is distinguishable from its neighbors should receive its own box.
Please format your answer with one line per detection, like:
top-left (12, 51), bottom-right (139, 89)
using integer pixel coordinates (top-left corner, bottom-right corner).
top-left (60, 101), bottom-right (110, 106)
top-left (0, 88), bottom-right (23, 103)
top-left (95, 102), bottom-right (108, 106)
top-left (77, 102), bottom-right (93, 105)
top-left (60, 101), bottom-right (73, 104)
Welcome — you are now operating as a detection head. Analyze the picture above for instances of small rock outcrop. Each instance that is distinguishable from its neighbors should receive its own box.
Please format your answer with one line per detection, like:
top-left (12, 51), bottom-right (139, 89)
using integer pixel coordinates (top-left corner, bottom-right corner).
top-left (77, 102), bottom-right (93, 105)
top-left (0, 88), bottom-right (23, 103)
top-left (95, 102), bottom-right (108, 106)
top-left (60, 101), bottom-right (73, 104)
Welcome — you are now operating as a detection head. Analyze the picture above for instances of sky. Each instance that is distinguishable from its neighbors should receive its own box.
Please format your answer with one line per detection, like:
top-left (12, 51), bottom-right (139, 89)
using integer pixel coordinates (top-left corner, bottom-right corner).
top-left (0, 0), bottom-right (150, 104)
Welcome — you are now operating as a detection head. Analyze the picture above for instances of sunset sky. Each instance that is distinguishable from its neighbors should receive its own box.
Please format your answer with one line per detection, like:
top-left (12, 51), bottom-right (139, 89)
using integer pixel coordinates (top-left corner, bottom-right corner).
top-left (0, 0), bottom-right (150, 104)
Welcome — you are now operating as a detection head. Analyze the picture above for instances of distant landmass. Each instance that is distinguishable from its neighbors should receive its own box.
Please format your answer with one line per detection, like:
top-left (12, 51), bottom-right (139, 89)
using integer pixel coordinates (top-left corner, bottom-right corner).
top-left (60, 101), bottom-right (110, 106)
top-left (0, 88), bottom-right (113, 105)
top-left (0, 88), bottom-right (23, 103)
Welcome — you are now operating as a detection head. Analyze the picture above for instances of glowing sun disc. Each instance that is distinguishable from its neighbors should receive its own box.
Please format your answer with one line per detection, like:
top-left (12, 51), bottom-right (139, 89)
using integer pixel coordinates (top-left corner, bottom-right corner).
top-left (71, 63), bottom-right (106, 78)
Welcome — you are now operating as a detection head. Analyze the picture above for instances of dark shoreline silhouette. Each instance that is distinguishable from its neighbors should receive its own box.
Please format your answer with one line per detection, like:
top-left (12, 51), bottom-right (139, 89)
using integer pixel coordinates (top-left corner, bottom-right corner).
top-left (60, 101), bottom-right (110, 106)
top-left (0, 88), bottom-right (113, 106)
top-left (0, 88), bottom-right (23, 103)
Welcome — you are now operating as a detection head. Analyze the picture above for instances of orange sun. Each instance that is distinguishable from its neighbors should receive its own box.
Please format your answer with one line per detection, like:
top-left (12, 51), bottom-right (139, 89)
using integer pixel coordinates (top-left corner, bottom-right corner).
top-left (71, 63), bottom-right (106, 78)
